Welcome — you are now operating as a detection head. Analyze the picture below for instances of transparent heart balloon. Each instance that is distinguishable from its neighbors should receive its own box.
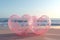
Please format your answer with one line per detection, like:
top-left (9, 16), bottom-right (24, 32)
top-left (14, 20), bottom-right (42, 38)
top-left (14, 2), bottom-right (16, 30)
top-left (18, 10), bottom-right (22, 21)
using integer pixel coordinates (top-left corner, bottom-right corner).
top-left (8, 14), bottom-right (51, 36)
top-left (30, 15), bottom-right (51, 35)
top-left (8, 14), bottom-right (31, 36)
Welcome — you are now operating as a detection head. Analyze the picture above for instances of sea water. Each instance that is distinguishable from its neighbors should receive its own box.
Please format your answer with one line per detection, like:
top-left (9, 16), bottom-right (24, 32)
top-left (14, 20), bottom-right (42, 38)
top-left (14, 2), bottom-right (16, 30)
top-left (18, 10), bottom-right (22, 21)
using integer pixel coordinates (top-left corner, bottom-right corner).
top-left (0, 18), bottom-right (60, 30)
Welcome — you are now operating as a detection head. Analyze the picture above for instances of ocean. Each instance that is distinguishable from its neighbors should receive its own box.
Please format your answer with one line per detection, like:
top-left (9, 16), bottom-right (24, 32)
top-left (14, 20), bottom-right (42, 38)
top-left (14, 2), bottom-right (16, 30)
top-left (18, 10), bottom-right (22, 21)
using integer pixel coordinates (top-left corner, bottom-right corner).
top-left (0, 18), bottom-right (60, 30)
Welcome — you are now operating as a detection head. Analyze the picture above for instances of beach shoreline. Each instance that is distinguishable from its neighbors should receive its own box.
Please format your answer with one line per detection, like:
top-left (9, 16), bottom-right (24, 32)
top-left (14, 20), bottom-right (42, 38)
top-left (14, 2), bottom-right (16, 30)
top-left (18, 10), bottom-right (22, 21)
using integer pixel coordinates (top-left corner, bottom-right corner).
top-left (0, 26), bottom-right (60, 40)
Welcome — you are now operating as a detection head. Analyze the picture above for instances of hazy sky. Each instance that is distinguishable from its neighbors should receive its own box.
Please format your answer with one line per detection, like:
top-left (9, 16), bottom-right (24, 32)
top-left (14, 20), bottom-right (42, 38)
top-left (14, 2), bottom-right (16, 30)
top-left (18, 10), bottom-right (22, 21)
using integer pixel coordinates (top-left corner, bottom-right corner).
top-left (0, 0), bottom-right (60, 18)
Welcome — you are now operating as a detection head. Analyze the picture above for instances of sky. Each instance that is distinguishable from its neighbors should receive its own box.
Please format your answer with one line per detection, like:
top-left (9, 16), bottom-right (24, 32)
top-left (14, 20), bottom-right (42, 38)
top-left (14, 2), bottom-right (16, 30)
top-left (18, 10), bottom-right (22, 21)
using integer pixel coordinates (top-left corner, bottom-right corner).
top-left (0, 0), bottom-right (60, 18)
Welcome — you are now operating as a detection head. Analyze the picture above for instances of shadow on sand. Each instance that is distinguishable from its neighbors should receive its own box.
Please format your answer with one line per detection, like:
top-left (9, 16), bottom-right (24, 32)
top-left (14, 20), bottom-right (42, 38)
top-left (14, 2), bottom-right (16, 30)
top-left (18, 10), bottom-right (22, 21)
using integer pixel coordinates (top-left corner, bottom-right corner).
top-left (0, 33), bottom-right (43, 40)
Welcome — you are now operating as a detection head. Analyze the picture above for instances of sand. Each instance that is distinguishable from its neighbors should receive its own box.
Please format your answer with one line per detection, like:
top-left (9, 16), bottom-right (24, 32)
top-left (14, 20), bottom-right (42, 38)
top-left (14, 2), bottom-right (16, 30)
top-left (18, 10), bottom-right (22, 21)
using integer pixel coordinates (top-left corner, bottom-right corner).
top-left (0, 26), bottom-right (60, 40)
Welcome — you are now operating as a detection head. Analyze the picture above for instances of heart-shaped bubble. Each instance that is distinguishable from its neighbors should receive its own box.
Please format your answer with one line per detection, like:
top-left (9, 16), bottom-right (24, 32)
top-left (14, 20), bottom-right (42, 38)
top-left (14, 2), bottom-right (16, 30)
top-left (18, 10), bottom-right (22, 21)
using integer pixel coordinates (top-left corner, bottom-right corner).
top-left (30, 15), bottom-right (51, 35)
top-left (8, 14), bottom-right (51, 36)
top-left (8, 14), bottom-right (31, 35)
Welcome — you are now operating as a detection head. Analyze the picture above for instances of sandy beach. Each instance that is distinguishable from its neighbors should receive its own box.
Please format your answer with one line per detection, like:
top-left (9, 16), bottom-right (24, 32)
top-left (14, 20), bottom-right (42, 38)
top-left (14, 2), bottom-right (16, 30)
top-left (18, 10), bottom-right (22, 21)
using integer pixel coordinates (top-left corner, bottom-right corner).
top-left (0, 26), bottom-right (60, 40)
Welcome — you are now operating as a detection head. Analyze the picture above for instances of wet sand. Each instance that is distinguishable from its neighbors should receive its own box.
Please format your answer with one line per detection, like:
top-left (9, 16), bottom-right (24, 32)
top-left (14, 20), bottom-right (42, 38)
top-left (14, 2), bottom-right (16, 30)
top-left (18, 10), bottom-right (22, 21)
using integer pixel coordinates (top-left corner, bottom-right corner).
top-left (0, 27), bottom-right (60, 40)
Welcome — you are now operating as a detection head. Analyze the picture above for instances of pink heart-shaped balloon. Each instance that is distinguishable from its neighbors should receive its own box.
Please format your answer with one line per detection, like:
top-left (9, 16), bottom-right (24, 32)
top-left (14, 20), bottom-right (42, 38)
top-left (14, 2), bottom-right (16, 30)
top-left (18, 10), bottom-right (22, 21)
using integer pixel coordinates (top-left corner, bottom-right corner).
top-left (30, 15), bottom-right (51, 35)
top-left (8, 14), bottom-right (51, 36)
top-left (8, 14), bottom-right (31, 35)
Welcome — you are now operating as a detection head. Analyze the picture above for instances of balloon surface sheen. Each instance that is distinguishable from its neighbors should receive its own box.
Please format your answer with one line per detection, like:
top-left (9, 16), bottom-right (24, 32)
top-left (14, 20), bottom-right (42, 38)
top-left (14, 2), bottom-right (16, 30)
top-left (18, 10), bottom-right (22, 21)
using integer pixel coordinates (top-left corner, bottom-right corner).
top-left (8, 14), bottom-right (51, 36)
